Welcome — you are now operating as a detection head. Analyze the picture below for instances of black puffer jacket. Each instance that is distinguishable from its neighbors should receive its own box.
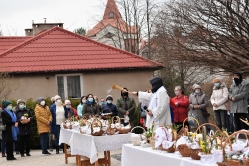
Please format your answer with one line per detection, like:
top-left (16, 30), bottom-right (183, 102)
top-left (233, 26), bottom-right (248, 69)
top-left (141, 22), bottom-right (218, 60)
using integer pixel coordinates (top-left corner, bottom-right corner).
top-left (15, 108), bottom-right (32, 135)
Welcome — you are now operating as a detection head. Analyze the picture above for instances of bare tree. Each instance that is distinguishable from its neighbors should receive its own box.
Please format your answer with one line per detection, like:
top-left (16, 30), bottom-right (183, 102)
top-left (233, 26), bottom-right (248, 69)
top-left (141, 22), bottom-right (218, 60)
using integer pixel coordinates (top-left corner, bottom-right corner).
top-left (162, 0), bottom-right (249, 72)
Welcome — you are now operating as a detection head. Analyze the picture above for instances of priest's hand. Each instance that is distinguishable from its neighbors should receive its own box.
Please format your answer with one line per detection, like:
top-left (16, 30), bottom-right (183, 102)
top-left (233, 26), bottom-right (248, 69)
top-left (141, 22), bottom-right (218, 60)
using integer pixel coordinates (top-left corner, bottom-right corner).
top-left (131, 91), bottom-right (137, 96)
top-left (148, 110), bottom-right (153, 116)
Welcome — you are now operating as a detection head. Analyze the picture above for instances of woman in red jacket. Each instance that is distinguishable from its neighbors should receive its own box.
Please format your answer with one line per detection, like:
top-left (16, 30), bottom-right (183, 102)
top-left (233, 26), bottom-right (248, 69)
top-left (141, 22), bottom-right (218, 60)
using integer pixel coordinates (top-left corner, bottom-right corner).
top-left (170, 86), bottom-right (189, 130)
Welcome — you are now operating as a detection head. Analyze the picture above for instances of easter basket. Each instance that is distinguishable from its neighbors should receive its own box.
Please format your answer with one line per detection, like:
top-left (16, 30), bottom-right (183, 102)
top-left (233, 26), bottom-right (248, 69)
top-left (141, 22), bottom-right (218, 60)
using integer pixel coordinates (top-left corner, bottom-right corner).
top-left (91, 118), bottom-right (105, 136)
top-left (158, 126), bottom-right (176, 153)
top-left (113, 116), bottom-right (131, 134)
top-left (130, 126), bottom-right (146, 146)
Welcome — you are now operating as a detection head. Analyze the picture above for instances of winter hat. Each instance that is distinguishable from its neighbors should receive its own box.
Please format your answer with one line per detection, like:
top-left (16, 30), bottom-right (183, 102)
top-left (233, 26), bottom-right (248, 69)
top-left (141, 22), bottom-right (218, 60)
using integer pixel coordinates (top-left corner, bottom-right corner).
top-left (234, 72), bottom-right (242, 79)
top-left (150, 77), bottom-right (163, 93)
top-left (64, 100), bottom-right (71, 105)
top-left (37, 97), bottom-right (45, 104)
top-left (17, 99), bottom-right (25, 105)
top-left (50, 97), bottom-right (55, 102)
top-left (106, 95), bottom-right (113, 101)
top-left (194, 84), bottom-right (202, 89)
top-left (213, 78), bottom-right (221, 84)
top-left (54, 95), bottom-right (61, 100)
top-left (2, 100), bottom-right (12, 108)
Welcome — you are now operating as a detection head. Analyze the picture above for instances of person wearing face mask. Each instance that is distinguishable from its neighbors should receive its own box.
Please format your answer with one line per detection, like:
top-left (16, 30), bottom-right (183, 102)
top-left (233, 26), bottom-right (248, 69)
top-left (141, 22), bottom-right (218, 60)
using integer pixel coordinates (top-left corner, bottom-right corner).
top-left (100, 98), bottom-right (105, 107)
top-left (170, 86), bottom-right (189, 131)
top-left (116, 87), bottom-right (136, 129)
top-left (228, 72), bottom-right (249, 131)
top-left (1, 100), bottom-right (19, 160)
top-left (15, 99), bottom-right (32, 157)
top-left (131, 77), bottom-right (171, 129)
top-left (210, 78), bottom-right (229, 130)
top-left (64, 100), bottom-right (78, 119)
top-left (34, 97), bottom-right (52, 155)
top-left (50, 95), bottom-right (66, 154)
top-left (77, 96), bottom-right (86, 119)
top-left (82, 94), bottom-right (100, 118)
top-left (189, 84), bottom-right (209, 126)
top-left (101, 95), bottom-right (118, 116)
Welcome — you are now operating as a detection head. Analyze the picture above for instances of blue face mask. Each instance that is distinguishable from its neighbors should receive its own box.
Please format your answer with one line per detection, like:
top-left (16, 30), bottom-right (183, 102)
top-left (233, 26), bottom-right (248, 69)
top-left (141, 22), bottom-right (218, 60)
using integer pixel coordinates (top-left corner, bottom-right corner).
top-left (7, 106), bottom-right (12, 110)
top-left (214, 83), bottom-right (220, 87)
top-left (88, 98), bottom-right (93, 102)
top-left (101, 101), bottom-right (105, 105)
top-left (19, 104), bottom-right (26, 110)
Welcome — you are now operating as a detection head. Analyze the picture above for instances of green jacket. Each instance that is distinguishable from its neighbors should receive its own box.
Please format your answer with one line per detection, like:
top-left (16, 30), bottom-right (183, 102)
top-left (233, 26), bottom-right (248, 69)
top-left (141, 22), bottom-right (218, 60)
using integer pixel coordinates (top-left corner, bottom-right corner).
top-left (116, 97), bottom-right (136, 121)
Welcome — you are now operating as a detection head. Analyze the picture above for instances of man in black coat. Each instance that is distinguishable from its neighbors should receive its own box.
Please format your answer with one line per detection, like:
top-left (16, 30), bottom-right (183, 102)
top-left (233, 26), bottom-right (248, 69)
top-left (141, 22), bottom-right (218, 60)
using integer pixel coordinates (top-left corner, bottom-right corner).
top-left (1, 100), bottom-right (18, 160)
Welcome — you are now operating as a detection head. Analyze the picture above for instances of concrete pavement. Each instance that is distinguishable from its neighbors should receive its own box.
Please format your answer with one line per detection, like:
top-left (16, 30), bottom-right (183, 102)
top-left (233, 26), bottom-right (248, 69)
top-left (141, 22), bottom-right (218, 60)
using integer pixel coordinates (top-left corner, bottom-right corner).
top-left (0, 149), bottom-right (122, 166)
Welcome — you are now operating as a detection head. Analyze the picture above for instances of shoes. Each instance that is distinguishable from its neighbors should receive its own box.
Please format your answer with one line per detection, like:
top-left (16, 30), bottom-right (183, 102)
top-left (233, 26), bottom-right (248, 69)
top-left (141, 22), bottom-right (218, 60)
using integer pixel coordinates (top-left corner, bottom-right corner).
top-left (26, 153), bottom-right (31, 156)
top-left (56, 146), bottom-right (59, 154)
top-left (21, 154), bottom-right (25, 157)
top-left (7, 157), bottom-right (17, 160)
top-left (42, 151), bottom-right (51, 155)
top-left (2, 153), bottom-right (6, 157)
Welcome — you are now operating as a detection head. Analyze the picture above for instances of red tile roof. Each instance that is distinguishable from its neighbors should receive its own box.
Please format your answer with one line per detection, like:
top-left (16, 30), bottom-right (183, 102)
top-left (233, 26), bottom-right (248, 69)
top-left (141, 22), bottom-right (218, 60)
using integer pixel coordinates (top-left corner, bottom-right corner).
top-left (0, 27), bottom-right (163, 73)
top-left (0, 37), bottom-right (31, 53)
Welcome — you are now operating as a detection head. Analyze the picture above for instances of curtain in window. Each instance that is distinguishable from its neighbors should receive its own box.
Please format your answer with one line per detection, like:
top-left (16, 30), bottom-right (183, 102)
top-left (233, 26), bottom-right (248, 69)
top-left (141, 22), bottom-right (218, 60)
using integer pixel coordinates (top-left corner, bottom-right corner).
top-left (57, 76), bottom-right (65, 99)
top-left (67, 76), bottom-right (81, 98)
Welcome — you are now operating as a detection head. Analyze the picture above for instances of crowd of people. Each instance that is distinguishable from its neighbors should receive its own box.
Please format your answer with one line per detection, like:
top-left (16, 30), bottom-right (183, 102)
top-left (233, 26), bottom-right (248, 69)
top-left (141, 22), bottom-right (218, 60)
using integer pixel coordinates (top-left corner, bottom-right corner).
top-left (0, 72), bottom-right (248, 161)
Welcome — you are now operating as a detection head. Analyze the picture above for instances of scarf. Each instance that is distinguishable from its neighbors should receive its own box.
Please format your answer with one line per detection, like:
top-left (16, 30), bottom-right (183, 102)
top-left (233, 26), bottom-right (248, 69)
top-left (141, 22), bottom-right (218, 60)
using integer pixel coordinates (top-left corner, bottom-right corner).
top-left (4, 108), bottom-right (19, 141)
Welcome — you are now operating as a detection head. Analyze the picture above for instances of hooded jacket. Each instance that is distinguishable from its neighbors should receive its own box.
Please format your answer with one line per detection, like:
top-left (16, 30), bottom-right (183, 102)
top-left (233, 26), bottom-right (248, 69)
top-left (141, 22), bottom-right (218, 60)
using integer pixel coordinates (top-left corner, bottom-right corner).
top-left (228, 79), bottom-right (249, 113)
top-left (210, 82), bottom-right (229, 111)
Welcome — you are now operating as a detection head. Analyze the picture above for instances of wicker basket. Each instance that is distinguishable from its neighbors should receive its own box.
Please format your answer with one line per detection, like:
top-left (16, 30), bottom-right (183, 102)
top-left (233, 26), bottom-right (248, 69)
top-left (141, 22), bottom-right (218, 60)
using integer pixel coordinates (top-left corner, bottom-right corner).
top-left (130, 126), bottom-right (146, 146)
top-left (114, 117), bottom-right (131, 134)
top-left (178, 144), bottom-right (191, 157)
top-left (189, 148), bottom-right (202, 160)
top-left (91, 118), bottom-right (104, 136)
top-left (158, 126), bottom-right (176, 153)
top-left (224, 160), bottom-right (241, 166)
top-left (217, 162), bottom-right (227, 166)
top-left (106, 124), bottom-right (116, 135)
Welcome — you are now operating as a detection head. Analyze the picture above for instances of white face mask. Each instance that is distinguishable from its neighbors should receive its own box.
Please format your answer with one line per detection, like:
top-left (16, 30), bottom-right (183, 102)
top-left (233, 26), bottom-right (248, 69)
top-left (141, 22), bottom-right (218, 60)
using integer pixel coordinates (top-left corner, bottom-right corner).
top-left (40, 101), bottom-right (45, 106)
top-left (56, 99), bottom-right (62, 105)
top-left (107, 100), bottom-right (112, 104)
top-left (195, 90), bottom-right (200, 94)
top-left (82, 100), bottom-right (86, 104)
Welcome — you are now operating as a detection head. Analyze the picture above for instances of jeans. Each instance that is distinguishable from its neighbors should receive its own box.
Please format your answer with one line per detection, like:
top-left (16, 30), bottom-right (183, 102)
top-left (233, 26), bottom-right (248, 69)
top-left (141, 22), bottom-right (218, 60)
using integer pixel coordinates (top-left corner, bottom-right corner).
top-left (49, 133), bottom-right (54, 149)
top-left (54, 125), bottom-right (60, 148)
top-left (214, 110), bottom-right (227, 130)
top-left (226, 113), bottom-right (234, 133)
top-left (40, 132), bottom-right (48, 153)
top-left (234, 113), bottom-right (248, 131)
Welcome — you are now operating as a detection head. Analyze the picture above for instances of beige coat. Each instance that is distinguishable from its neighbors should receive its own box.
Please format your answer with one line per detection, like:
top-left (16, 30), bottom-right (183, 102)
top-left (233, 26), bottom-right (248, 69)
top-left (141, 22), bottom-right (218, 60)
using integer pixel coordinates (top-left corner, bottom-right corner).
top-left (35, 104), bottom-right (52, 134)
top-left (210, 82), bottom-right (229, 111)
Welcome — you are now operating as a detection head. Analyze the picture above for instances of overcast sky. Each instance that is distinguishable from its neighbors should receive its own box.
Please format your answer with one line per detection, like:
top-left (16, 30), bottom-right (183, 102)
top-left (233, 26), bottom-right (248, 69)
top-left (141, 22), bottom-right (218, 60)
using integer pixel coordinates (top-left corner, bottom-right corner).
top-left (0, 0), bottom-right (107, 36)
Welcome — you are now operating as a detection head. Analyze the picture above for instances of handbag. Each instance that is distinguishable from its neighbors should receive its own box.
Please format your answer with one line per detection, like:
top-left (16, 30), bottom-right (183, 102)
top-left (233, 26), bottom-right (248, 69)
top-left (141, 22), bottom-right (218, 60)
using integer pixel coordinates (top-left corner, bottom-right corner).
top-left (0, 124), bottom-right (6, 131)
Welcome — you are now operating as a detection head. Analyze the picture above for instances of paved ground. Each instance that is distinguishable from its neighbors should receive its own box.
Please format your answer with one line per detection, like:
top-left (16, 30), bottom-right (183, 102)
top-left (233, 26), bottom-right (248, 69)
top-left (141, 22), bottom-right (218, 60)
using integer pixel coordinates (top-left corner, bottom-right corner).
top-left (0, 149), bottom-right (122, 166)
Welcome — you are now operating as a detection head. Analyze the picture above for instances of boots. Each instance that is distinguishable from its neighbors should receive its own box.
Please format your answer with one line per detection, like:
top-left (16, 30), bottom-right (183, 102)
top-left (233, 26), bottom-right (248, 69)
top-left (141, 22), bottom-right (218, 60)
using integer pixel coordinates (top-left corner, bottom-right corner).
top-left (2, 152), bottom-right (6, 157)
top-left (56, 146), bottom-right (59, 154)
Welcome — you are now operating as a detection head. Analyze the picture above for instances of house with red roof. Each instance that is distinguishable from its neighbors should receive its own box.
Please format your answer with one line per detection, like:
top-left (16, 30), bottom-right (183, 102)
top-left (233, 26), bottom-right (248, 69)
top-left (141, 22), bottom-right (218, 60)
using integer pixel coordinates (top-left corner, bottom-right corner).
top-left (86, 0), bottom-right (140, 54)
top-left (0, 26), bottom-right (163, 102)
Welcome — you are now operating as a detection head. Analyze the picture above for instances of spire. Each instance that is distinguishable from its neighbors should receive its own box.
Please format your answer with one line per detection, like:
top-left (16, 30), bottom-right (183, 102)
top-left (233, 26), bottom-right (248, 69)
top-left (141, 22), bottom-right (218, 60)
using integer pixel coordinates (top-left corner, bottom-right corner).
top-left (103, 0), bottom-right (121, 20)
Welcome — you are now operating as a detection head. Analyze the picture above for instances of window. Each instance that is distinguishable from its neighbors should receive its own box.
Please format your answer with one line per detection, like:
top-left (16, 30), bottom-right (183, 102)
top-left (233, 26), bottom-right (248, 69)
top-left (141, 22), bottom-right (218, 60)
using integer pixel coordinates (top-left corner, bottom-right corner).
top-left (109, 12), bottom-right (114, 18)
top-left (105, 32), bottom-right (114, 38)
top-left (56, 74), bottom-right (83, 99)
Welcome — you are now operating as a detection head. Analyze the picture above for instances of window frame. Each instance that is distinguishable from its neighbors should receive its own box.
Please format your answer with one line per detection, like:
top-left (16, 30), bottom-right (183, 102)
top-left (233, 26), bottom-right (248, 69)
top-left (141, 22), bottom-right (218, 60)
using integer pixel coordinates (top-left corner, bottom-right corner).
top-left (55, 73), bottom-right (83, 99)
top-left (109, 12), bottom-right (114, 18)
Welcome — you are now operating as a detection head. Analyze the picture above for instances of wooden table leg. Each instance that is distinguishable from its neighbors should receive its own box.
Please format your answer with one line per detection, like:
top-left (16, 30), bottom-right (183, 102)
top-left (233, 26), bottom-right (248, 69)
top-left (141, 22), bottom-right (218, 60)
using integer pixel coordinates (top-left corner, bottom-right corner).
top-left (64, 144), bottom-right (68, 164)
top-left (107, 151), bottom-right (110, 166)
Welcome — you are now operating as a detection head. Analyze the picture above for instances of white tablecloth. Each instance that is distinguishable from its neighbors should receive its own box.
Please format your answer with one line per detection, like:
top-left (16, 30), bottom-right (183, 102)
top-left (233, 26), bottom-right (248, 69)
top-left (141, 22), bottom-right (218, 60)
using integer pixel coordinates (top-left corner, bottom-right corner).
top-left (121, 144), bottom-right (218, 166)
top-left (59, 128), bottom-right (130, 164)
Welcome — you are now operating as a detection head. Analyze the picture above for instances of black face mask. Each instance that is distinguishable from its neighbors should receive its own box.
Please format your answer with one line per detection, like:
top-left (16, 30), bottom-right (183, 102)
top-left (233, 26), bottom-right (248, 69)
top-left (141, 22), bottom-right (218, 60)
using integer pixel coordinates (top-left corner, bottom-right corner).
top-left (234, 78), bottom-right (242, 85)
top-left (123, 92), bottom-right (128, 97)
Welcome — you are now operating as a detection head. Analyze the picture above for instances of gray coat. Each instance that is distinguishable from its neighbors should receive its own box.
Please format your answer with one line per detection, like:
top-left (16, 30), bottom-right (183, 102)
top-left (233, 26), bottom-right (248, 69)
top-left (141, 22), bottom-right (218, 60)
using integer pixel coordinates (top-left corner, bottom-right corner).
top-left (228, 79), bottom-right (249, 113)
top-left (189, 91), bottom-right (209, 125)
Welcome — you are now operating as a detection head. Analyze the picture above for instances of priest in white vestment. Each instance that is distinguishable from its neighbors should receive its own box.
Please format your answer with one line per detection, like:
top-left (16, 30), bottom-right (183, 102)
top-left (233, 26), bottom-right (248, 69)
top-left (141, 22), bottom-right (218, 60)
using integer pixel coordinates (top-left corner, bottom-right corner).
top-left (132, 77), bottom-right (172, 128)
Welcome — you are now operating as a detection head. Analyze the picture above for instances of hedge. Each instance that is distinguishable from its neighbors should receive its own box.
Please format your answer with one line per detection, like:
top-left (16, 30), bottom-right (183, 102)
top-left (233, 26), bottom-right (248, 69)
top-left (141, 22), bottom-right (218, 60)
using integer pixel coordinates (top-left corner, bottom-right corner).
top-left (10, 98), bottom-right (141, 149)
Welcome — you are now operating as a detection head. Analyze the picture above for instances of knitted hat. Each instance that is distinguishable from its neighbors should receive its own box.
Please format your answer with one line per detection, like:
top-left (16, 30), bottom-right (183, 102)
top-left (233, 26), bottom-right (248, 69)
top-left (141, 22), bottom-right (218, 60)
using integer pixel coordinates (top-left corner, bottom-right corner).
top-left (213, 78), bottom-right (221, 83)
top-left (37, 97), bottom-right (45, 104)
top-left (2, 100), bottom-right (12, 108)
top-left (65, 100), bottom-right (71, 105)
top-left (106, 95), bottom-right (113, 101)
top-left (50, 97), bottom-right (55, 102)
top-left (194, 84), bottom-right (202, 89)
top-left (150, 77), bottom-right (163, 93)
top-left (54, 95), bottom-right (61, 100)
top-left (17, 99), bottom-right (25, 105)
top-left (234, 72), bottom-right (242, 79)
